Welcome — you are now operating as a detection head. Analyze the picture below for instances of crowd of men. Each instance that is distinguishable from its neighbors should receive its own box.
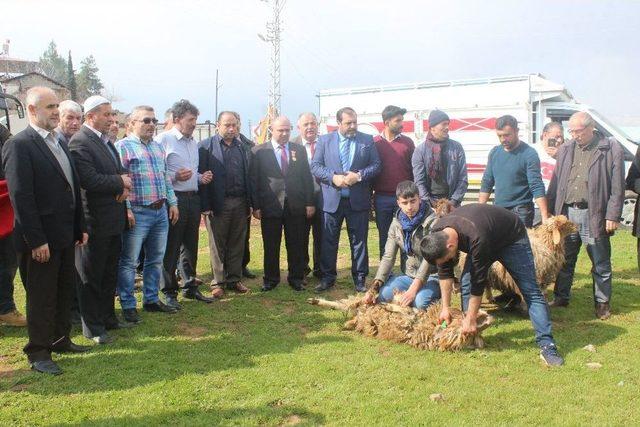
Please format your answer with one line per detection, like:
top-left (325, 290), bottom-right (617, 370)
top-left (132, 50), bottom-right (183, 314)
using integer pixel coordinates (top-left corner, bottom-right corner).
top-left (0, 85), bottom-right (638, 375)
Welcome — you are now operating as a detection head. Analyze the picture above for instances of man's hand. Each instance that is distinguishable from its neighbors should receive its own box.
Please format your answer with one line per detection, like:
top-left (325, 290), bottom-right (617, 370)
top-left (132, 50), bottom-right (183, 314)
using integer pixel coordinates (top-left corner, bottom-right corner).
top-left (606, 220), bottom-right (619, 234)
top-left (200, 170), bottom-right (213, 185)
top-left (400, 288), bottom-right (417, 307)
top-left (169, 205), bottom-right (179, 225)
top-left (343, 171), bottom-right (360, 186)
top-left (253, 209), bottom-right (262, 220)
top-left (121, 174), bottom-right (133, 189)
top-left (76, 233), bottom-right (89, 247)
top-left (116, 187), bottom-right (130, 203)
top-left (32, 243), bottom-right (50, 263)
top-left (127, 209), bottom-right (136, 228)
top-left (438, 306), bottom-right (452, 325)
top-left (175, 168), bottom-right (193, 182)
top-left (305, 206), bottom-right (315, 219)
top-left (362, 291), bottom-right (376, 305)
top-left (332, 174), bottom-right (347, 188)
top-left (461, 313), bottom-right (478, 337)
top-left (544, 146), bottom-right (558, 159)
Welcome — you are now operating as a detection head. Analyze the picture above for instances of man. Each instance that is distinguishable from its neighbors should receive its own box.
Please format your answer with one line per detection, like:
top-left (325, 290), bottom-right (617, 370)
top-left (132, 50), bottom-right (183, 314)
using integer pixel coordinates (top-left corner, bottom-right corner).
top-left (373, 105), bottom-right (415, 261)
top-left (311, 107), bottom-right (381, 292)
top-left (2, 87), bottom-right (90, 375)
top-left (54, 99), bottom-right (83, 325)
top-left (626, 146), bottom-right (640, 272)
top-left (420, 203), bottom-right (564, 366)
top-left (547, 112), bottom-right (624, 319)
top-left (294, 112), bottom-right (323, 279)
top-left (157, 100), bottom-right (214, 309)
top-left (539, 121), bottom-right (565, 161)
top-left (163, 108), bottom-right (174, 131)
top-left (0, 123), bottom-right (27, 327)
top-left (199, 111), bottom-right (252, 296)
top-left (479, 115), bottom-right (549, 227)
top-left (107, 112), bottom-right (120, 142)
top-left (362, 181), bottom-right (440, 310)
top-left (412, 109), bottom-right (468, 209)
top-left (55, 100), bottom-right (82, 146)
top-left (69, 95), bottom-right (131, 344)
top-left (116, 106), bottom-right (180, 323)
top-left (235, 113), bottom-right (257, 280)
top-left (251, 116), bottom-right (315, 292)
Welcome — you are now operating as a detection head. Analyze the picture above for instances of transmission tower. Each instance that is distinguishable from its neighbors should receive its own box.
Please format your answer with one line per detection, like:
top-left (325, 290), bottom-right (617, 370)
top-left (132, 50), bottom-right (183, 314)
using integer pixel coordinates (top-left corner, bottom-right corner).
top-left (258, 0), bottom-right (285, 116)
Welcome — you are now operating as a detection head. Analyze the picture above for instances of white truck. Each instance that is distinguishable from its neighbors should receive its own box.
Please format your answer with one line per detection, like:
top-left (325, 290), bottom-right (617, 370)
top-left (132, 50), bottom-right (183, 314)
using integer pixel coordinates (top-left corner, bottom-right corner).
top-left (317, 74), bottom-right (639, 227)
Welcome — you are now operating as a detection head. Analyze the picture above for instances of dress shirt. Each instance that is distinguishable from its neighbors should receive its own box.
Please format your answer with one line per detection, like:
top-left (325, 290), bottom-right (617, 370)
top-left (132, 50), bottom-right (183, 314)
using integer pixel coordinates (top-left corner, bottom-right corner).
top-left (156, 127), bottom-right (200, 192)
top-left (301, 137), bottom-right (317, 164)
top-left (115, 134), bottom-right (177, 207)
top-left (271, 140), bottom-right (290, 171)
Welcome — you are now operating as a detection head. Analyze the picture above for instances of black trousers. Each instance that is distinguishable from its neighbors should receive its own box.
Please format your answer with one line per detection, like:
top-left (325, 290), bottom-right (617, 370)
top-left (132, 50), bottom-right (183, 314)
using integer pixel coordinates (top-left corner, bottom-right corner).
top-left (76, 233), bottom-right (122, 337)
top-left (261, 204), bottom-right (307, 286)
top-left (162, 192), bottom-right (201, 296)
top-left (303, 195), bottom-right (323, 277)
top-left (19, 246), bottom-right (75, 362)
top-left (243, 217), bottom-right (251, 268)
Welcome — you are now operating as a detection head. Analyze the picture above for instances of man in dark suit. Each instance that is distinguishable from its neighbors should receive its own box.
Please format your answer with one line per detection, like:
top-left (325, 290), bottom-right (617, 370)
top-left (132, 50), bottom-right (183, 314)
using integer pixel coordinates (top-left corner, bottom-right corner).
top-left (2, 87), bottom-right (90, 375)
top-left (251, 116), bottom-right (315, 291)
top-left (69, 95), bottom-right (132, 344)
top-left (310, 107), bottom-right (382, 292)
top-left (199, 111), bottom-right (252, 296)
top-left (294, 112), bottom-right (323, 280)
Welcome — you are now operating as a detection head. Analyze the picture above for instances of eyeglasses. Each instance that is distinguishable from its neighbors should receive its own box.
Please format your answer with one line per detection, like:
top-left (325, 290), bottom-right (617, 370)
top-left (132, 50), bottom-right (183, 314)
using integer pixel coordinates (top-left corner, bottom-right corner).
top-left (136, 117), bottom-right (159, 125)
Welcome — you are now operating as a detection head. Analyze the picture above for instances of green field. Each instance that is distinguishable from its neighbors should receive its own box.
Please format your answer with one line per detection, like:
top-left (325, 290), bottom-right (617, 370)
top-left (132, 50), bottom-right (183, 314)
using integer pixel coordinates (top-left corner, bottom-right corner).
top-left (1, 225), bottom-right (639, 426)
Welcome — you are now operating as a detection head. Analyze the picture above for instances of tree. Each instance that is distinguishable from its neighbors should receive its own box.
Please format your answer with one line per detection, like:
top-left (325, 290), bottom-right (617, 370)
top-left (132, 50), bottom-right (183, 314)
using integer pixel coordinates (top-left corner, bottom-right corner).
top-left (76, 55), bottom-right (104, 100)
top-left (67, 51), bottom-right (77, 101)
top-left (38, 40), bottom-right (67, 83)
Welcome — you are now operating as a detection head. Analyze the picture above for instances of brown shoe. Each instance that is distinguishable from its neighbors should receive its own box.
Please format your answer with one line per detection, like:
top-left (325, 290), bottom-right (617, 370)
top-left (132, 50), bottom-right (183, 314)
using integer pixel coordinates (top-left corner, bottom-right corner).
top-left (0, 310), bottom-right (27, 327)
top-left (548, 299), bottom-right (569, 308)
top-left (227, 281), bottom-right (250, 294)
top-left (596, 302), bottom-right (611, 320)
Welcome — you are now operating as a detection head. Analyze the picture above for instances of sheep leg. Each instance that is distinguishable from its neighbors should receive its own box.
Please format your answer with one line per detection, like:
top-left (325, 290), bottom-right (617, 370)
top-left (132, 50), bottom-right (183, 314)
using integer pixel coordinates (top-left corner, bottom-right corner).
top-left (307, 297), bottom-right (349, 312)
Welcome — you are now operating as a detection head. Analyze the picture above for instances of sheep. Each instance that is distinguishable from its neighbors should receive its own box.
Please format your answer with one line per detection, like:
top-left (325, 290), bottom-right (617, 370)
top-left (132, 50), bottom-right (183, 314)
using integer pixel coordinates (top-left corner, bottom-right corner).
top-left (307, 290), bottom-right (493, 351)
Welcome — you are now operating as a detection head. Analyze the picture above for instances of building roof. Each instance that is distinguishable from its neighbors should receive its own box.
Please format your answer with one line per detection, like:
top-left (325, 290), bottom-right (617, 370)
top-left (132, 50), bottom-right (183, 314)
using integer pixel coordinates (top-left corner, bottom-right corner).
top-left (0, 71), bottom-right (68, 89)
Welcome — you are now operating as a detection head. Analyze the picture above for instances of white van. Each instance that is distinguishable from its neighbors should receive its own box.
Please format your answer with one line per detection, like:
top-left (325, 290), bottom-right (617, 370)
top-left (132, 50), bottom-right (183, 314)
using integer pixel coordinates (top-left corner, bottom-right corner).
top-left (317, 74), bottom-right (639, 227)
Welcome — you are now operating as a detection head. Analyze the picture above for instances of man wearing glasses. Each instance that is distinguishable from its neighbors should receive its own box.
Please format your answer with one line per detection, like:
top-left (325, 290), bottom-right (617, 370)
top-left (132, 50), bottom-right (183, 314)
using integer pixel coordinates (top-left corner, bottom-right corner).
top-left (115, 106), bottom-right (180, 323)
top-left (547, 111), bottom-right (624, 320)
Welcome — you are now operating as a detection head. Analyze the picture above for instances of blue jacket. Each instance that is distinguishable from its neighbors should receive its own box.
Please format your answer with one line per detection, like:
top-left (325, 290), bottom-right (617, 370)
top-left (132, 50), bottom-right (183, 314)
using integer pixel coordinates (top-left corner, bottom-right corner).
top-left (411, 138), bottom-right (468, 205)
top-left (310, 130), bottom-right (381, 213)
top-left (198, 134), bottom-right (253, 215)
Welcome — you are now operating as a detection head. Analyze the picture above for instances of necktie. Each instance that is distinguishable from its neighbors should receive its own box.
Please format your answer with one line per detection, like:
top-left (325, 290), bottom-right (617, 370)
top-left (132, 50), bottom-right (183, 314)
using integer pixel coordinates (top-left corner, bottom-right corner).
top-left (310, 141), bottom-right (316, 159)
top-left (340, 138), bottom-right (351, 172)
top-left (279, 145), bottom-right (288, 175)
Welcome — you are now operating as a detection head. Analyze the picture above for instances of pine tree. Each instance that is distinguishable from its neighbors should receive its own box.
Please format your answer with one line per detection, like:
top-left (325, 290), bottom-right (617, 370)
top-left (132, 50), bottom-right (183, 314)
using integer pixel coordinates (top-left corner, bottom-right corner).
top-left (67, 51), bottom-right (77, 101)
top-left (38, 40), bottom-right (67, 83)
top-left (76, 55), bottom-right (104, 101)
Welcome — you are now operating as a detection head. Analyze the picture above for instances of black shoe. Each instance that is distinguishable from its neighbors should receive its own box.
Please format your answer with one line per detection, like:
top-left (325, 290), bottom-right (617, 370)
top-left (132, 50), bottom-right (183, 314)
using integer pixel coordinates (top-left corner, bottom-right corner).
top-left (289, 282), bottom-right (305, 292)
top-left (242, 267), bottom-right (256, 279)
top-left (31, 360), bottom-right (62, 375)
top-left (596, 302), bottom-right (611, 320)
top-left (314, 282), bottom-right (334, 293)
top-left (548, 298), bottom-right (569, 308)
top-left (89, 333), bottom-right (114, 345)
top-left (143, 301), bottom-right (177, 314)
top-left (52, 341), bottom-right (91, 354)
top-left (105, 320), bottom-right (135, 330)
top-left (164, 294), bottom-right (183, 310)
top-left (261, 283), bottom-right (277, 292)
top-left (182, 288), bottom-right (215, 303)
top-left (354, 283), bottom-right (367, 293)
top-left (122, 308), bottom-right (142, 324)
top-left (540, 344), bottom-right (564, 367)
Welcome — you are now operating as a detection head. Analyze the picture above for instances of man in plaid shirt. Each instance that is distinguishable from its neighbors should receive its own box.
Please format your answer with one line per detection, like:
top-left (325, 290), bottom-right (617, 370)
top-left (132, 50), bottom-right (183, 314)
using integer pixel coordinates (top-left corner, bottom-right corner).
top-left (115, 106), bottom-right (179, 323)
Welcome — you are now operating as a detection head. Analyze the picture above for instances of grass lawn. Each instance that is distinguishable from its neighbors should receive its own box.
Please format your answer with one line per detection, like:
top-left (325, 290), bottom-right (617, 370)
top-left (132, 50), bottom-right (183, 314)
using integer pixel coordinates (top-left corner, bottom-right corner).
top-left (1, 224), bottom-right (639, 426)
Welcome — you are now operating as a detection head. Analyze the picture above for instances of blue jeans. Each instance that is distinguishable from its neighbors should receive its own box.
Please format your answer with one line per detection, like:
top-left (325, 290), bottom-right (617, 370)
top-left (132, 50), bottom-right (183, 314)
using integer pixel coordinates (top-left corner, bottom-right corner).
top-left (374, 194), bottom-right (407, 271)
top-left (460, 236), bottom-right (555, 348)
top-left (507, 202), bottom-right (534, 228)
top-left (117, 206), bottom-right (169, 310)
top-left (378, 274), bottom-right (441, 310)
top-left (554, 207), bottom-right (612, 304)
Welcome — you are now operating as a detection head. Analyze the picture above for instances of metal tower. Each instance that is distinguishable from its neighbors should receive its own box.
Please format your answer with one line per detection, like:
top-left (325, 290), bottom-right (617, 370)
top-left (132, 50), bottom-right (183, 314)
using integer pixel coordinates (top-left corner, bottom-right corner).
top-left (258, 0), bottom-right (284, 116)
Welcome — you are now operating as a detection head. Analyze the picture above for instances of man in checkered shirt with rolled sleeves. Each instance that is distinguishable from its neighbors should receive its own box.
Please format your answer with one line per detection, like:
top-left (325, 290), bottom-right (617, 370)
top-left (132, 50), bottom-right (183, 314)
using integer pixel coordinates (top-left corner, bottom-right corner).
top-left (115, 105), bottom-right (180, 324)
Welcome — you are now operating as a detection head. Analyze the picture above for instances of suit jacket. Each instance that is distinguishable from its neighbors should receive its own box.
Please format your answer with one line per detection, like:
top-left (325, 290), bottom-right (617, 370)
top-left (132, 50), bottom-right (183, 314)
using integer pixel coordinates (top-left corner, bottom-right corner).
top-left (310, 130), bottom-right (381, 213)
top-left (293, 135), bottom-right (322, 199)
top-left (250, 142), bottom-right (314, 218)
top-left (198, 134), bottom-right (253, 215)
top-left (2, 126), bottom-right (85, 252)
top-left (69, 126), bottom-right (127, 237)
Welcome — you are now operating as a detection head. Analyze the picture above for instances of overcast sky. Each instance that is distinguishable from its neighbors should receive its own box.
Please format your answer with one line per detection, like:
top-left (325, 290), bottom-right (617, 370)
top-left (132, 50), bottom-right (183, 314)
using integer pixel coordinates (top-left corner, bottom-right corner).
top-left (4, 0), bottom-right (640, 131)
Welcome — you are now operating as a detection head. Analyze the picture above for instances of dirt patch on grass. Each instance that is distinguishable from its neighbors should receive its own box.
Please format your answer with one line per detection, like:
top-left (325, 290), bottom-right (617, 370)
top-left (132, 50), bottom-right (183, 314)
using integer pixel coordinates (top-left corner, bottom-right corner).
top-left (280, 414), bottom-right (303, 426)
top-left (261, 298), bottom-right (277, 309)
top-left (175, 323), bottom-right (207, 338)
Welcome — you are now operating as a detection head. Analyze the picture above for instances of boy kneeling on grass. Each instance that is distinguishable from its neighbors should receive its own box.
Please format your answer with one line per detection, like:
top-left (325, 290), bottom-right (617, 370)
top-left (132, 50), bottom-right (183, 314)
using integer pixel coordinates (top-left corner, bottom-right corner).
top-left (363, 181), bottom-right (441, 309)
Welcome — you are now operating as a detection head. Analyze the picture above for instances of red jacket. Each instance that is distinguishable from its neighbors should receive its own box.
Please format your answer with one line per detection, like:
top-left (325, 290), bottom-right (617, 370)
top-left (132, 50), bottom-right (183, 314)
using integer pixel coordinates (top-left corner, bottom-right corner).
top-left (0, 179), bottom-right (13, 238)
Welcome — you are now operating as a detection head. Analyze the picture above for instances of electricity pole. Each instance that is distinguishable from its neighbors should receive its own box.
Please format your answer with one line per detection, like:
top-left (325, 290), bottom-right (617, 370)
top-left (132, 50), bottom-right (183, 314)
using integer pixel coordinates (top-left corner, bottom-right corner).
top-left (258, 0), bottom-right (284, 116)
